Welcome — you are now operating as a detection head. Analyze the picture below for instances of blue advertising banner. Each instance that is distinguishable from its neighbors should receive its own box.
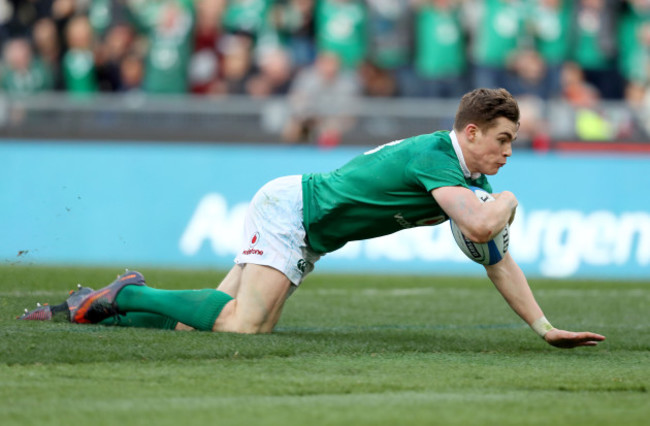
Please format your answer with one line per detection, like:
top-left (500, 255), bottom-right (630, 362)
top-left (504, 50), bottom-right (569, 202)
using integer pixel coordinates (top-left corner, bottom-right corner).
top-left (2, 140), bottom-right (649, 279)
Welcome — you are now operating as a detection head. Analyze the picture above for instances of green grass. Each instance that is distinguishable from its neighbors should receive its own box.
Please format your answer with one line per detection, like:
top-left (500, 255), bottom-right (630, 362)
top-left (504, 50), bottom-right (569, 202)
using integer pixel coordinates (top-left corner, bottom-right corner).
top-left (1, 265), bottom-right (648, 426)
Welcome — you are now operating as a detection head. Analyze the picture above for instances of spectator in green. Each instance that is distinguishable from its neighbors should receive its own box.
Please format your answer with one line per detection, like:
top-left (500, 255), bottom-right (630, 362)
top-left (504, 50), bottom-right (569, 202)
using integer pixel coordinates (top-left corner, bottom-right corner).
top-left (527, 0), bottom-right (574, 99)
top-left (570, 0), bottom-right (623, 99)
top-left (126, 0), bottom-right (195, 94)
top-left (0, 38), bottom-right (54, 94)
top-left (62, 15), bottom-right (98, 94)
top-left (32, 18), bottom-right (64, 90)
top-left (410, 0), bottom-right (467, 98)
top-left (270, 0), bottom-right (316, 68)
top-left (365, 0), bottom-right (411, 72)
top-left (469, 0), bottom-right (527, 92)
top-left (89, 0), bottom-right (115, 37)
top-left (224, 0), bottom-right (284, 60)
top-left (618, 0), bottom-right (650, 86)
top-left (223, 0), bottom-right (271, 36)
top-left (314, 0), bottom-right (367, 69)
top-left (616, 1), bottom-right (650, 141)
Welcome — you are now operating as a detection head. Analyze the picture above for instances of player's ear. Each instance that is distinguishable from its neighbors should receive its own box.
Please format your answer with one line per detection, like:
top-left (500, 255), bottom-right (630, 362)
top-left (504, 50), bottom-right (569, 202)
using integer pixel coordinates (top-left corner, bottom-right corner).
top-left (464, 124), bottom-right (479, 142)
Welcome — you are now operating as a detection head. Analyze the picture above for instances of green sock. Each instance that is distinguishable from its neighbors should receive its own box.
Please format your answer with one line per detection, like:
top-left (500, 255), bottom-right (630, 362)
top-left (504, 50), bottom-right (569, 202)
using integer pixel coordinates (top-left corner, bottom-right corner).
top-left (115, 287), bottom-right (233, 331)
top-left (99, 312), bottom-right (178, 330)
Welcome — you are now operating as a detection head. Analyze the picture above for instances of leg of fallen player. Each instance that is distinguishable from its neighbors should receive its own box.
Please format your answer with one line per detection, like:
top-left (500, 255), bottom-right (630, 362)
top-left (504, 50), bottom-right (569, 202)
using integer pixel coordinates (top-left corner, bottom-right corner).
top-left (213, 264), bottom-right (292, 333)
top-left (175, 264), bottom-right (292, 332)
top-left (106, 264), bottom-right (291, 333)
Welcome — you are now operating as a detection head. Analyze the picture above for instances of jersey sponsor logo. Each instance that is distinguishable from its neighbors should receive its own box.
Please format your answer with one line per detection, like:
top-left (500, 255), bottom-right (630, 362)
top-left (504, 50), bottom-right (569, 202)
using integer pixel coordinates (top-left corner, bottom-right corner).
top-left (243, 232), bottom-right (263, 255)
top-left (251, 232), bottom-right (260, 246)
top-left (394, 213), bottom-right (446, 229)
top-left (394, 213), bottom-right (413, 229)
top-left (416, 216), bottom-right (446, 226)
top-left (242, 248), bottom-right (264, 256)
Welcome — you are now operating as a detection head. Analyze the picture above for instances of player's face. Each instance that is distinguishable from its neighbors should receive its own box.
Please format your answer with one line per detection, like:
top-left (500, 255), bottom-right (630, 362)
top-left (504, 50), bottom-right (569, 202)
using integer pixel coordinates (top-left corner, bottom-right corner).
top-left (471, 117), bottom-right (518, 176)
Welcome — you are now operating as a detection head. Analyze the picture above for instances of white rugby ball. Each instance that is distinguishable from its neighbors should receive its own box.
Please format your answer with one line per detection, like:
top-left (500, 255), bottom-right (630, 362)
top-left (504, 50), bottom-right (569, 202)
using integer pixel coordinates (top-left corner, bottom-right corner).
top-left (450, 186), bottom-right (509, 265)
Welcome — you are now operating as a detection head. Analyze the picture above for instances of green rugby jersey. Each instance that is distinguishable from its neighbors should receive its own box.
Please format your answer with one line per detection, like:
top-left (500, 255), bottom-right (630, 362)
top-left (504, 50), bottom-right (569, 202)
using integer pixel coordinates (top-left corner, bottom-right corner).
top-left (302, 131), bottom-right (491, 253)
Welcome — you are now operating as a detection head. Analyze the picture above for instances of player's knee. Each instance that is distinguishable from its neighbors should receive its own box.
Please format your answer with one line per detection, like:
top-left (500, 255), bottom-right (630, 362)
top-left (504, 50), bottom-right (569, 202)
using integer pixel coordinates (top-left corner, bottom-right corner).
top-left (225, 317), bottom-right (270, 334)
top-left (213, 302), bottom-right (272, 334)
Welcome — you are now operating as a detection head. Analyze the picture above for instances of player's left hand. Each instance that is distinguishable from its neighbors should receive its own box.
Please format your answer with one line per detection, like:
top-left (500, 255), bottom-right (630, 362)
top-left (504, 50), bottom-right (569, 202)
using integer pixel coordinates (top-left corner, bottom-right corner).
top-left (544, 328), bottom-right (606, 348)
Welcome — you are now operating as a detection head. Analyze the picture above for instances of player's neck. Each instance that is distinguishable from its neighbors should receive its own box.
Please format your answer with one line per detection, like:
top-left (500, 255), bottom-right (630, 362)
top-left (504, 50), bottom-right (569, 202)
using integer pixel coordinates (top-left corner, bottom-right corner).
top-left (453, 131), bottom-right (479, 177)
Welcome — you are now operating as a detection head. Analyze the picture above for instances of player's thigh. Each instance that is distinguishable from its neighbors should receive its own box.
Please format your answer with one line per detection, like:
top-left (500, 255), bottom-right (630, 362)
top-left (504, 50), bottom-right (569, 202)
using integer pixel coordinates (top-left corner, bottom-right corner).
top-left (214, 264), bottom-right (292, 334)
top-left (237, 264), bottom-right (292, 329)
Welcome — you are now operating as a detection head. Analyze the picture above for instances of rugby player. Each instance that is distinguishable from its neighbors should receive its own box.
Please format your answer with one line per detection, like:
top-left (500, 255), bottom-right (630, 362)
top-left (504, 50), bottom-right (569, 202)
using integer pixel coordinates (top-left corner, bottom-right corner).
top-left (20, 88), bottom-right (605, 348)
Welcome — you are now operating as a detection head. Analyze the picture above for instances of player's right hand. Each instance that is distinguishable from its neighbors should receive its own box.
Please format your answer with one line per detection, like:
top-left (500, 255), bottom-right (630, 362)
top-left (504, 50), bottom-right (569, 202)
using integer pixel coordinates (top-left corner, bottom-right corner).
top-left (544, 328), bottom-right (606, 349)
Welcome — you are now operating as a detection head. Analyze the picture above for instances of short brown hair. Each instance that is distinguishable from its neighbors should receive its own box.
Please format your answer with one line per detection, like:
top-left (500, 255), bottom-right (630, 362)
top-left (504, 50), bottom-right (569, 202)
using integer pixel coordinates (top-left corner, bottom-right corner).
top-left (453, 88), bottom-right (520, 132)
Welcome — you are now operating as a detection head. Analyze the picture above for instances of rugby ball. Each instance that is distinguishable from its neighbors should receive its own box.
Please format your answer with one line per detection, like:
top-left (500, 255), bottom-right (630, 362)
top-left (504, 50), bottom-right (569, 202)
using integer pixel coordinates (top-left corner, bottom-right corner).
top-left (450, 187), bottom-right (509, 265)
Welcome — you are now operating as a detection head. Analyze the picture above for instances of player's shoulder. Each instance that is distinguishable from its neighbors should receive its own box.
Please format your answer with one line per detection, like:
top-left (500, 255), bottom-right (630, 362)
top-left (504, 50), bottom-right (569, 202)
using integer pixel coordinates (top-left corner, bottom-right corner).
top-left (404, 130), bottom-right (455, 156)
top-left (390, 130), bottom-right (450, 155)
top-left (361, 131), bottom-right (454, 164)
top-left (406, 130), bottom-right (451, 144)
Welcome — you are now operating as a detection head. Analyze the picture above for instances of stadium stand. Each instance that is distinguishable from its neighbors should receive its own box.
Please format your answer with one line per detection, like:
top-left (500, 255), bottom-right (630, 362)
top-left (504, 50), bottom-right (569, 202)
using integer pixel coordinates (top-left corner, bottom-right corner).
top-left (0, 0), bottom-right (649, 149)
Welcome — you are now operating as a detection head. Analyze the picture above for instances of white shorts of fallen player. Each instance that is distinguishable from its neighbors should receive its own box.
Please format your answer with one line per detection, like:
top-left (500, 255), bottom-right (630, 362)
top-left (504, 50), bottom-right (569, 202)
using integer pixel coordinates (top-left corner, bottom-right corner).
top-left (234, 175), bottom-right (321, 286)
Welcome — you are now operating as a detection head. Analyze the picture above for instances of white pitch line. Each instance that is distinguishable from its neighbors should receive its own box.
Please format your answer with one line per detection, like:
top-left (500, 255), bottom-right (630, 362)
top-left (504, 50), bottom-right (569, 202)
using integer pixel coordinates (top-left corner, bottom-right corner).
top-left (305, 288), bottom-right (480, 297)
top-left (0, 290), bottom-right (65, 297)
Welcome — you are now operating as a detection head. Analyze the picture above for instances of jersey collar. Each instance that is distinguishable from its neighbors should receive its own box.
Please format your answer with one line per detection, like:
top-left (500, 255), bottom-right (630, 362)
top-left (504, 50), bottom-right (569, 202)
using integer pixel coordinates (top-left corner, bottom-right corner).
top-left (450, 130), bottom-right (482, 180)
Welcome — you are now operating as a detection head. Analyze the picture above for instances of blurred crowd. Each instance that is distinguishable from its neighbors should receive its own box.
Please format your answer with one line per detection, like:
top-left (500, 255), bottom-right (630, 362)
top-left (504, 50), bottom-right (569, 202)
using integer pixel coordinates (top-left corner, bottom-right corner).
top-left (1, 0), bottom-right (650, 144)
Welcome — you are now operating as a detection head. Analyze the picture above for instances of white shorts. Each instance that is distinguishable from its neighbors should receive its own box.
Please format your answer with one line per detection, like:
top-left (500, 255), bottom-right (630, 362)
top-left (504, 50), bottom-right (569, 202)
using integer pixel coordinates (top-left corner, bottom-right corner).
top-left (234, 175), bottom-right (321, 285)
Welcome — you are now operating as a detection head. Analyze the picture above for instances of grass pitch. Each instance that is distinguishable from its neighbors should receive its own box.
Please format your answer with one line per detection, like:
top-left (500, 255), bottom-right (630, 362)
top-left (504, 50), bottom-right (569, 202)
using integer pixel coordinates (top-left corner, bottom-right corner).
top-left (1, 265), bottom-right (648, 426)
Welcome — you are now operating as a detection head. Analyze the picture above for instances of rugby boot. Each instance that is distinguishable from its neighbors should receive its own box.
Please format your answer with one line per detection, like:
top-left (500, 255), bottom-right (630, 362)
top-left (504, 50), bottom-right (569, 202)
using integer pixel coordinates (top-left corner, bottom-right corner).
top-left (72, 270), bottom-right (146, 324)
top-left (18, 284), bottom-right (95, 322)
top-left (18, 303), bottom-right (53, 321)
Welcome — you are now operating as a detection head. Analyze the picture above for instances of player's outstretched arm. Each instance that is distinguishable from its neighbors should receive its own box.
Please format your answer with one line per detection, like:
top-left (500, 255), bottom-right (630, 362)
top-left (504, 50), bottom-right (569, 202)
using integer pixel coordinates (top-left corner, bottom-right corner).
top-left (484, 253), bottom-right (606, 348)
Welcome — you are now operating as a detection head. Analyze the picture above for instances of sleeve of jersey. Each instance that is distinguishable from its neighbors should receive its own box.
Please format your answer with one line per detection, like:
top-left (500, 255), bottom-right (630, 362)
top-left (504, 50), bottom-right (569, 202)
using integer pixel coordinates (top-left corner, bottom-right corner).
top-left (406, 150), bottom-right (467, 192)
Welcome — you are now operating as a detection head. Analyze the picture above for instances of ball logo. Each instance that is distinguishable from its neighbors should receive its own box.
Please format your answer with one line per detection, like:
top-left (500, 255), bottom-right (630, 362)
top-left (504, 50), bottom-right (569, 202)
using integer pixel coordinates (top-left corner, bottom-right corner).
top-left (448, 187), bottom-right (507, 265)
top-left (462, 235), bottom-right (482, 259)
top-left (243, 232), bottom-right (263, 256)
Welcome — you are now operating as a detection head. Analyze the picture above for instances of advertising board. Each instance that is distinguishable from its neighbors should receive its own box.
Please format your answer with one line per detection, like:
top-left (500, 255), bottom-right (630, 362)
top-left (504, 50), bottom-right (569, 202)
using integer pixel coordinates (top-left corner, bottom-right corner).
top-left (2, 141), bottom-right (648, 279)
